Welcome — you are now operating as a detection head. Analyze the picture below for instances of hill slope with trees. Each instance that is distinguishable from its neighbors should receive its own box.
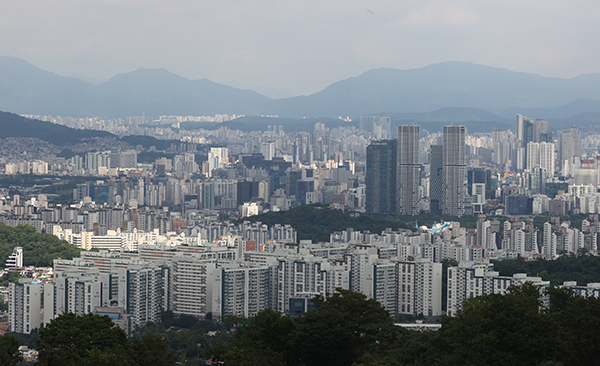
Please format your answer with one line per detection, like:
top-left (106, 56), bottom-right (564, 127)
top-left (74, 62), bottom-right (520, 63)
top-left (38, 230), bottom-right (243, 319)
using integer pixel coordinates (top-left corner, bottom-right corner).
top-left (0, 223), bottom-right (80, 267)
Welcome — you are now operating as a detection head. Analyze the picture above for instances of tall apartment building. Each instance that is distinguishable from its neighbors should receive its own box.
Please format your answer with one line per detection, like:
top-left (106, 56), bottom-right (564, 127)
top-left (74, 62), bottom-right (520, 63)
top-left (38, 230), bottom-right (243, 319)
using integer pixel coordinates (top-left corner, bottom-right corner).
top-left (446, 261), bottom-right (549, 316)
top-left (397, 125), bottom-right (421, 215)
top-left (9, 279), bottom-right (41, 334)
top-left (211, 263), bottom-right (272, 318)
top-left (560, 127), bottom-right (582, 176)
top-left (442, 125), bottom-right (466, 216)
top-left (45, 256), bottom-right (164, 329)
top-left (366, 139), bottom-right (397, 215)
top-left (430, 145), bottom-right (443, 215)
top-left (276, 256), bottom-right (350, 313)
top-left (170, 255), bottom-right (216, 318)
top-left (517, 114), bottom-right (548, 170)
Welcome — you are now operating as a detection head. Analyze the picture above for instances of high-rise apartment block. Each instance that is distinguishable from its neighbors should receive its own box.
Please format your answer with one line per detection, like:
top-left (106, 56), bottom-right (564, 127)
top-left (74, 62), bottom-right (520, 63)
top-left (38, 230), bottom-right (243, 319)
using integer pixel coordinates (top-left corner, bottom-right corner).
top-left (397, 125), bottom-right (421, 215)
top-left (9, 279), bottom-right (41, 334)
top-left (442, 125), bottom-right (466, 216)
top-left (430, 145), bottom-right (443, 215)
top-left (366, 140), bottom-right (397, 215)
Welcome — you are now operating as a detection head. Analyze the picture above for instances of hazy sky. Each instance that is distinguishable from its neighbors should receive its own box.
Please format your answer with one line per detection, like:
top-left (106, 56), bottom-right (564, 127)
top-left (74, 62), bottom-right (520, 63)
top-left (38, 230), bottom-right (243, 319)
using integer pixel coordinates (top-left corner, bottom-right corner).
top-left (2, 0), bottom-right (599, 98)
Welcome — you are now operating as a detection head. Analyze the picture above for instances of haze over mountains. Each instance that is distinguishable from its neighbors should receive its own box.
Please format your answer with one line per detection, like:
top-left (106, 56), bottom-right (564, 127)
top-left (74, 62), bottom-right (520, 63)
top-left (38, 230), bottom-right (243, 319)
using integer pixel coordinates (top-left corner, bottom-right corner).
top-left (2, 56), bottom-right (600, 123)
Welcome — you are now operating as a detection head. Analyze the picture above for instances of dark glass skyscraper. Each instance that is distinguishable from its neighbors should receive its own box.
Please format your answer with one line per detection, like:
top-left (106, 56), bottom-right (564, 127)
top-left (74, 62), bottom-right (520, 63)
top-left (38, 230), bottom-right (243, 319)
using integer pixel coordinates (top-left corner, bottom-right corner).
top-left (429, 145), bottom-right (443, 215)
top-left (366, 139), bottom-right (397, 215)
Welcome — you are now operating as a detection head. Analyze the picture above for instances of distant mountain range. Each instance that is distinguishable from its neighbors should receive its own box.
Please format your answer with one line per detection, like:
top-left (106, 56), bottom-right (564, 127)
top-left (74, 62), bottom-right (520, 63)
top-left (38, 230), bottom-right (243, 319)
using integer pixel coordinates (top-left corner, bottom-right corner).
top-left (2, 56), bottom-right (600, 122)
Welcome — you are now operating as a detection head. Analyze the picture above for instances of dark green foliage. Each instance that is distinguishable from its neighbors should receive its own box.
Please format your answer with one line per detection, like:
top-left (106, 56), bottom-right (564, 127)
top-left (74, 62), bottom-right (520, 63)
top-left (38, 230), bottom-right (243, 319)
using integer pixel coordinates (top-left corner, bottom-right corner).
top-left (133, 312), bottom-right (231, 363)
top-left (438, 283), bottom-right (566, 366)
top-left (243, 205), bottom-right (502, 242)
top-left (242, 204), bottom-right (416, 242)
top-left (222, 309), bottom-right (294, 366)
top-left (37, 313), bottom-right (175, 366)
top-left (0, 223), bottom-right (80, 267)
top-left (0, 334), bottom-right (22, 366)
top-left (290, 290), bottom-right (402, 366)
top-left (8, 329), bottom-right (40, 350)
top-left (0, 271), bottom-right (22, 286)
top-left (493, 254), bottom-right (600, 285)
top-left (37, 313), bottom-right (129, 366)
top-left (219, 289), bottom-right (405, 366)
top-left (208, 285), bottom-right (600, 366)
top-left (129, 334), bottom-right (177, 366)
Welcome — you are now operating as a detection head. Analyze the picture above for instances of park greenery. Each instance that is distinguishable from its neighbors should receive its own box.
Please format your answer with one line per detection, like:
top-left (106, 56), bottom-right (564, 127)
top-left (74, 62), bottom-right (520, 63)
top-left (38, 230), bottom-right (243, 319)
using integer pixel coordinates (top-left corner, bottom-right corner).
top-left (243, 204), bottom-right (486, 242)
top-left (493, 253), bottom-right (600, 286)
top-left (0, 223), bottom-right (80, 268)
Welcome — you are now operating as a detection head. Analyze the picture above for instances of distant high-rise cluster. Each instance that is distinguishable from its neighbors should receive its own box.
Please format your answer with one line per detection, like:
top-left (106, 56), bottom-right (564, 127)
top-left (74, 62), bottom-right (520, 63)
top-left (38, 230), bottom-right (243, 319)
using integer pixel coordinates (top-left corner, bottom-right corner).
top-left (367, 124), bottom-right (466, 216)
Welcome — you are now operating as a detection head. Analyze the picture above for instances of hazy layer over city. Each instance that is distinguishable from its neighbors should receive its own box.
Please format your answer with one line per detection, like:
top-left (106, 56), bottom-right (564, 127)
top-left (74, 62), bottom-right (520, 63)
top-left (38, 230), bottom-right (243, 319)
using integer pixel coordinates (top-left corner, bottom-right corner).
top-left (2, 0), bottom-right (599, 98)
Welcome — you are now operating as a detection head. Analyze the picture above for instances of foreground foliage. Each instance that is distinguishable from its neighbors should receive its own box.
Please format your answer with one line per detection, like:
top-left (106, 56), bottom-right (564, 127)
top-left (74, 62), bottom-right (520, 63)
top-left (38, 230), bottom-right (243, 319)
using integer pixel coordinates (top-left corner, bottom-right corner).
top-left (214, 285), bottom-right (600, 366)
top-left (37, 313), bottom-right (176, 366)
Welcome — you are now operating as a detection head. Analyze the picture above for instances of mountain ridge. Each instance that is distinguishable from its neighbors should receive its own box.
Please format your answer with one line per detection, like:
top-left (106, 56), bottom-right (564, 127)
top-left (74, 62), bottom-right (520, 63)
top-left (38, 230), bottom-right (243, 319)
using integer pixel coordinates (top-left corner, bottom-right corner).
top-left (3, 57), bottom-right (600, 119)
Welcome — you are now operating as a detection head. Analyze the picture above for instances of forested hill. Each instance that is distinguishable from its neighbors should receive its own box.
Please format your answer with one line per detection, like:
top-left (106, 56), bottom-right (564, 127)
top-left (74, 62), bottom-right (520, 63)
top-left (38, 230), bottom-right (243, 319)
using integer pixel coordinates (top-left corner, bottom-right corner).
top-left (493, 255), bottom-right (600, 286)
top-left (240, 205), bottom-right (415, 242)
top-left (0, 111), bottom-right (113, 145)
top-left (0, 223), bottom-right (80, 267)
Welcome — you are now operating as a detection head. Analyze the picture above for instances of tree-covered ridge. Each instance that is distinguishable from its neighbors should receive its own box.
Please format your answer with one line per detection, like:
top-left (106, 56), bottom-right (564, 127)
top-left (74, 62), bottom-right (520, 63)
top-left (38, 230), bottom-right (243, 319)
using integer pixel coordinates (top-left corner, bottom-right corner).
top-left (0, 223), bottom-right (80, 267)
top-left (242, 204), bottom-right (493, 242)
top-left (493, 254), bottom-right (600, 286)
top-left (0, 111), bottom-right (113, 145)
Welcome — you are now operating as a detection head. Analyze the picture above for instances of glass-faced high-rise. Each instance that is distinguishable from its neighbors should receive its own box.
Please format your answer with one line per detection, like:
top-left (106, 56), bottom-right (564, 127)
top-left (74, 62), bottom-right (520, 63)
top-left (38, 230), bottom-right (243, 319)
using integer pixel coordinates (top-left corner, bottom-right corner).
top-left (366, 139), bottom-right (397, 215)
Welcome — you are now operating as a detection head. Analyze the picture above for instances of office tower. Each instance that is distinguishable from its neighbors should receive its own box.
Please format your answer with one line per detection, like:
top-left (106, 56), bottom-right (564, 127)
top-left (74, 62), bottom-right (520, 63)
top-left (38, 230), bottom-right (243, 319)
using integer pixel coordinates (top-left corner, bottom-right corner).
top-left (560, 127), bottom-right (582, 176)
top-left (9, 279), bottom-right (41, 334)
top-left (429, 145), bottom-right (443, 214)
top-left (207, 147), bottom-right (229, 177)
top-left (539, 142), bottom-right (555, 177)
top-left (359, 116), bottom-right (392, 139)
top-left (397, 125), bottom-right (420, 215)
top-left (366, 140), bottom-right (397, 215)
top-left (517, 114), bottom-right (552, 169)
top-left (442, 125), bottom-right (466, 216)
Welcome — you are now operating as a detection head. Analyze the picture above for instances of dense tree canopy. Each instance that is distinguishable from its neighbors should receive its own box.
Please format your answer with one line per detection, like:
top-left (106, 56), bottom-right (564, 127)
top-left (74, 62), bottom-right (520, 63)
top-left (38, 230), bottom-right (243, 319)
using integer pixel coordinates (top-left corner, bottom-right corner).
top-left (242, 204), bottom-right (506, 242)
top-left (493, 254), bottom-right (600, 285)
top-left (37, 313), bottom-right (176, 366)
top-left (210, 285), bottom-right (600, 366)
top-left (0, 334), bottom-right (22, 366)
top-left (0, 223), bottom-right (80, 267)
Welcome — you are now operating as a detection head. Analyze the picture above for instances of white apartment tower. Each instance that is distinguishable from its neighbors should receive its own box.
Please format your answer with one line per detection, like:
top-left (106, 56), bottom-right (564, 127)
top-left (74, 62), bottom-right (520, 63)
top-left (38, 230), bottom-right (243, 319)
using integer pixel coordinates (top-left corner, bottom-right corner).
top-left (9, 279), bottom-right (41, 334)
